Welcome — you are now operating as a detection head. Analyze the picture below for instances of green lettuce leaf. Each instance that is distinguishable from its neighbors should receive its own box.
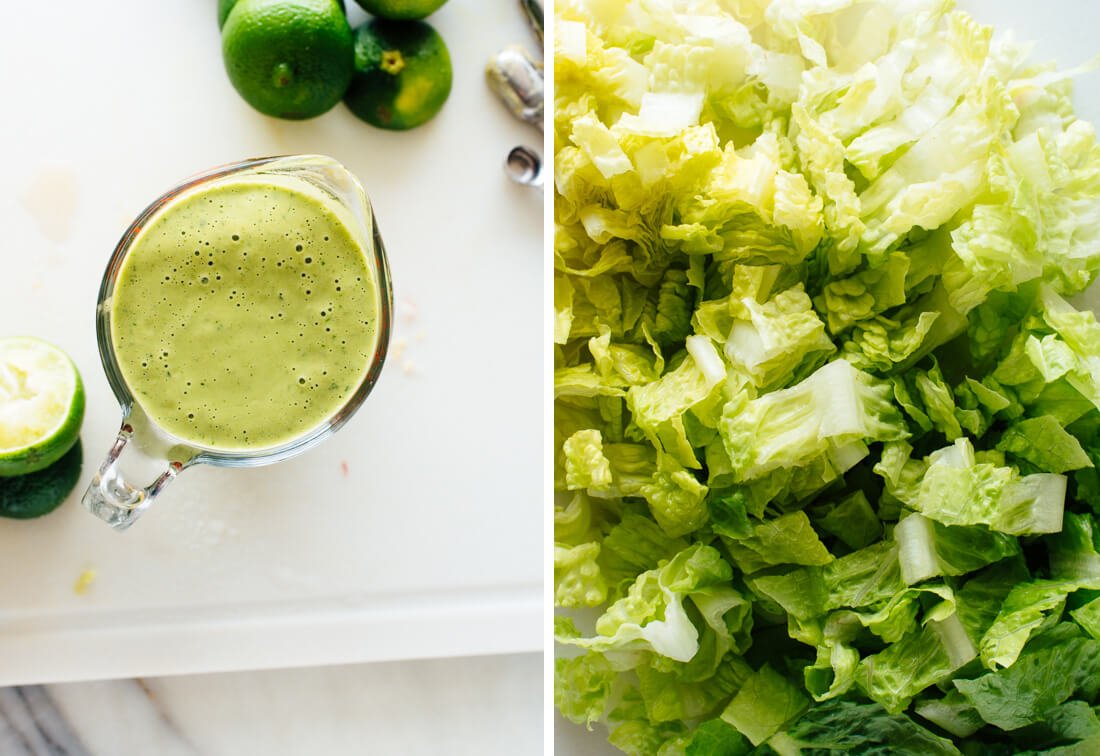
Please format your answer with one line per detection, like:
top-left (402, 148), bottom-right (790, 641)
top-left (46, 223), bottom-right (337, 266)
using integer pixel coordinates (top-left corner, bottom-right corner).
top-left (555, 491), bottom-right (600, 546)
top-left (1009, 699), bottom-right (1100, 752)
top-left (639, 460), bottom-right (709, 537)
top-left (914, 691), bottom-right (985, 739)
top-left (705, 489), bottom-right (752, 540)
top-left (555, 652), bottom-right (616, 727)
top-left (721, 510), bottom-right (833, 575)
top-left (719, 359), bottom-right (907, 483)
top-left (637, 655), bottom-right (752, 724)
top-left (894, 512), bottom-right (1020, 586)
top-left (816, 252), bottom-right (910, 334)
top-left (598, 512), bottom-right (688, 596)
top-left (997, 414), bottom-right (1093, 473)
top-left (1071, 596), bottom-right (1100, 640)
top-left (956, 557), bottom-right (1031, 644)
top-left (606, 685), bottom-right (688, 756)
top-left (810, 490), bottom-right (882, 550)
top-left (890, 358), bottom-right (969, 441)
top-left (856, 611), bottom-right (977, 713)
top-left (682, 718), bottom-right (750, 756)
top-left (992, 287), bottom-right (1100, 416)
top-left (1048, 512), bottom-right (1100, 582)
top-left (719, 663), bottom-right (808, 746)
top-left (627, 337), bottom-right (727, 468)
top-left (841, 311), bottom-right (943, 374)
top-left (945, 122), bottom-right (1100, 309)
top-left (695, 278), bottom-right (834, 391)
top-left (785, 699), bottom-right (961, 755)
top-left (957, 624), bottom-right (1100, 730)
top-left (555, 542), bottom-right (609, 608)
top-left (912, 438), bottom-right (1068, 535)
top-left (556, 544), bottom-right (733, 663)
top-left (979, 579), bottom-right (1100, 669)
top-left (563, 429), bottom-right (614, 490)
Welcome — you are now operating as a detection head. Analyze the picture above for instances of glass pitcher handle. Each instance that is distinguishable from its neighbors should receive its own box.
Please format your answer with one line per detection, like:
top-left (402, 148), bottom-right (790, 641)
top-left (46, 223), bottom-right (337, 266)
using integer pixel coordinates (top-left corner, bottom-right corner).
top-left (81, 423), bottom-right (182, 530)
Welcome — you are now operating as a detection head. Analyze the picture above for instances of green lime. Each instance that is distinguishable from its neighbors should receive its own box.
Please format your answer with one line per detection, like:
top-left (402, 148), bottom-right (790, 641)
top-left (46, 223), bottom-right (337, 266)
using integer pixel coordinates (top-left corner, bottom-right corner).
top-left (352, 0), bottom-right (447, 21)
top-left (344, 19), bottom-right (452, 130)
top-left (219, 0), bottom-right (345, 29)
top-left (222, 0), bottom-right (354, 120)
top-left (0, 337), bottom-right (85, 478)
top-left (0, 440), bottom-right (82, 519)
top-left (218, 0), bottom-right (239, 28)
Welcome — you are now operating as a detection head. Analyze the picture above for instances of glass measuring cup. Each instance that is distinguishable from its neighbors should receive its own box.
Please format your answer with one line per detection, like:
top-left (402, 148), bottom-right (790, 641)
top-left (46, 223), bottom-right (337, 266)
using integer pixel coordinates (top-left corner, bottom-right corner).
top-left (82, 155), bottom-right (392, 530)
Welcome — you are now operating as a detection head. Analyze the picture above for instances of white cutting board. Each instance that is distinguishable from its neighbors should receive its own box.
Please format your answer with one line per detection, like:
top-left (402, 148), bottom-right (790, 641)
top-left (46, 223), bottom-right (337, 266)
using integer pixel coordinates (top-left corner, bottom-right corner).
top-left (0, 0), bottom-right (543, 684)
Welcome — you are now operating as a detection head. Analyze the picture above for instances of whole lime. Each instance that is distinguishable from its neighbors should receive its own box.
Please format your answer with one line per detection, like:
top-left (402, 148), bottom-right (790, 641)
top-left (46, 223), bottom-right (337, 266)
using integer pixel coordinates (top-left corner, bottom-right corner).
top-left (352, 0), bottom-right (447, 21)
top-left (222, 0), bottom-right (354, 120)
top-left (218, 0), bottom-right (238, 28)
top-left (343, 19), bottom-right (452, 130)
top-left (219, 0), bottom-right (346, 28)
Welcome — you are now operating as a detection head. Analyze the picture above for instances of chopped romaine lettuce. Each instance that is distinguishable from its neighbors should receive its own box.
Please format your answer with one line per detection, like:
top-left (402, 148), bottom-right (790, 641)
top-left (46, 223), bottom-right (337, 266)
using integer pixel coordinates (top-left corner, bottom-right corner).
top-left (554, 0), bottom-right (1100, 753)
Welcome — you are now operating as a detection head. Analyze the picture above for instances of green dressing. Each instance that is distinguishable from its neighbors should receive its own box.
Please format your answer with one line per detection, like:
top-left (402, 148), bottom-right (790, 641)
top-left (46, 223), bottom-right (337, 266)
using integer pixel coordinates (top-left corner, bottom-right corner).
top-left (110, 177), bottom-right (377, 451)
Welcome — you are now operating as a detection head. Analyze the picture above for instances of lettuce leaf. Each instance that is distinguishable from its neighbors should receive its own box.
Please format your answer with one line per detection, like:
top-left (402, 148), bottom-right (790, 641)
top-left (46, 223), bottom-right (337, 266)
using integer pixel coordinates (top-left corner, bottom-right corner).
top-left (894, 512), bottom-right (1020, 586)
top-left (956, 624), bottom-right (1100, 730)
top-left (856, 611), bottom-right (977, 713)
top-left (555, 542), bottom-right (609, 608)
top-left (721, 510), bottom-right (833, 575)
top-left (895, 438), bottom-right (1069, 535)
top-left (810, 491), bottom-right (882, 550)
top-left (979, 579), bottom-right (1100, 669)
top-left (786, 699), bottom-right (961, 755)
top-left (556, 544), bottom-right (733, 663)
top-left (719, 663), bottom-right (808, 746)
top-left (719, 359), bottom-right (907, 483)
top-left (694, 274), bottom-right (834, 391)
top-left (555, 652), bottom-right (617, 727)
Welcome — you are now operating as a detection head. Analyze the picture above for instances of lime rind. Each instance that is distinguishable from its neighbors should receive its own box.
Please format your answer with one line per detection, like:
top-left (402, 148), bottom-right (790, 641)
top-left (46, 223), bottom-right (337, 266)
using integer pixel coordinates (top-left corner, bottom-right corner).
top-left (344, 19), bottom-right (453, 130)
top-left (353, 0), bottom-right (447, 21)
top-left (0, 440), bottom-right (83, 519)
top-left (221, 0), bottom-right (355, 121)
top-left (0, 337), bottom-right (85, 477)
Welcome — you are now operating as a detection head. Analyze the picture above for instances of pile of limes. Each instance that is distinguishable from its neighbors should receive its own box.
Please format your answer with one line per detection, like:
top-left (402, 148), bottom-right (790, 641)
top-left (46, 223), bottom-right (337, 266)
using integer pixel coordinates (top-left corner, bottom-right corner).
top-left (0, 337), bottom-right (85, 519)
top-left (219, 0), bottom-right (453, 129)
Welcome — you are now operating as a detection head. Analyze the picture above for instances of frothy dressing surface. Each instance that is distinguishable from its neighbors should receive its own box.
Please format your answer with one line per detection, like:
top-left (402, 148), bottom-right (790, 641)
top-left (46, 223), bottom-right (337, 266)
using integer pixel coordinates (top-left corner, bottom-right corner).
top-left (110, 176), bottom-right (378, 451)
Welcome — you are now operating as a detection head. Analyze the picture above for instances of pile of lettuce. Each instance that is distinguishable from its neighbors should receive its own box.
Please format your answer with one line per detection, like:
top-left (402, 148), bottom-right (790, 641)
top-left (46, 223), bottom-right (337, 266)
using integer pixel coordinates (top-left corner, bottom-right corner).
top-left (552, 1), bottom-right (1100, 753)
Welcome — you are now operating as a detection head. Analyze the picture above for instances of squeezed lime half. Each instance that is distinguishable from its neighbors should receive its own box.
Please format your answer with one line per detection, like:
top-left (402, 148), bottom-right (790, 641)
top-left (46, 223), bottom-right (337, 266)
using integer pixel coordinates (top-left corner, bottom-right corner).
top-left (0, 336), bottom-right (85, 478)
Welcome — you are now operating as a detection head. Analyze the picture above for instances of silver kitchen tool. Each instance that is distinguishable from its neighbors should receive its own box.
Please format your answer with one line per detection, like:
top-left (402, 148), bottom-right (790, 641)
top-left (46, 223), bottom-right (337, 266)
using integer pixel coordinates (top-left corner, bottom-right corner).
top-left (485, 46), bottom-right (544, 131)
top-left (491, 0), bottom-right (545, 187)
top-left (505, 146), bottom-right (543, 189)
top-left (521, 0), bottom-right (544, 42)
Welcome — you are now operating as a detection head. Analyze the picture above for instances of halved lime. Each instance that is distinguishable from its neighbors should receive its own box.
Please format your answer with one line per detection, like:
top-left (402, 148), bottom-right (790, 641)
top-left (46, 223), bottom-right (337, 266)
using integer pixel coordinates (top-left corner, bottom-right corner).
top-left (343, 19), bottom-right (453, 130)
top-left (0, 440), bottom-right (82, 519)
top-left (0, 337), bottom-right (85, 478)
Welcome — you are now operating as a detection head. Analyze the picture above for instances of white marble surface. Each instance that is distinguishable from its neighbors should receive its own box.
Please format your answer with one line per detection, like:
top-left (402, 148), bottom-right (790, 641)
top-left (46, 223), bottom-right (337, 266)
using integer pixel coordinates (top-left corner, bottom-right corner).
top-left (1, 653), bottom-right (542, 755)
